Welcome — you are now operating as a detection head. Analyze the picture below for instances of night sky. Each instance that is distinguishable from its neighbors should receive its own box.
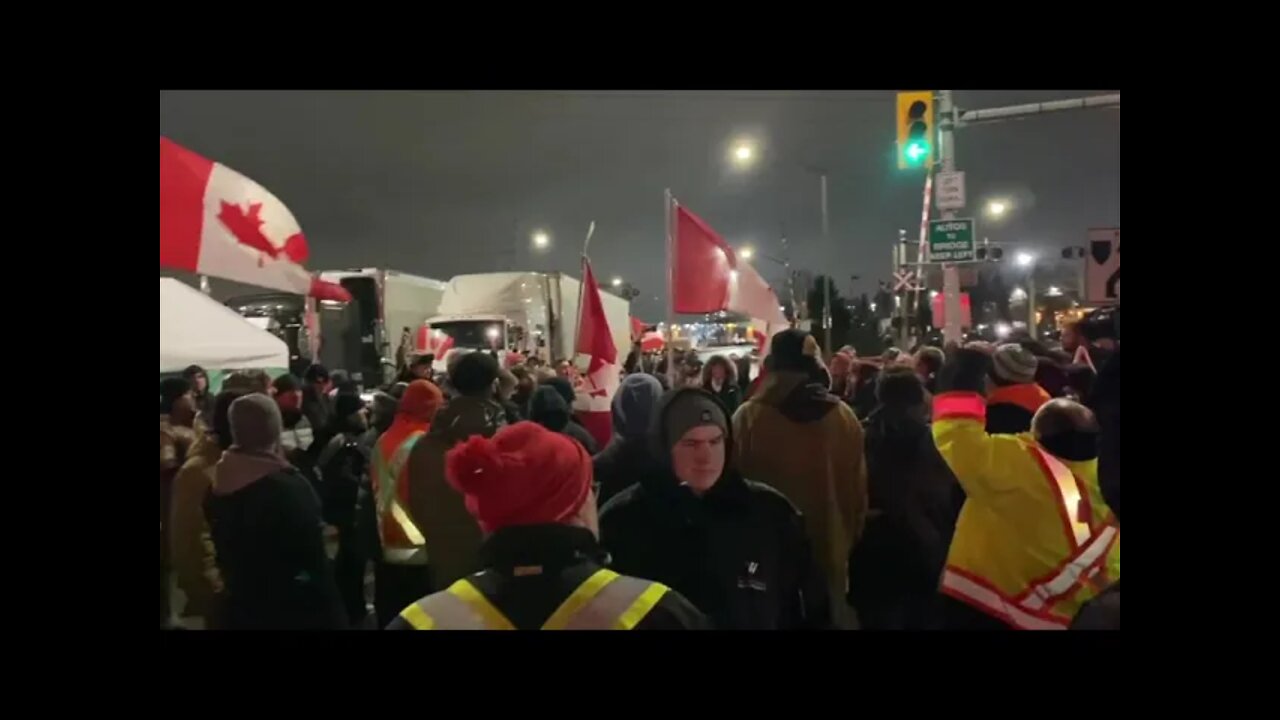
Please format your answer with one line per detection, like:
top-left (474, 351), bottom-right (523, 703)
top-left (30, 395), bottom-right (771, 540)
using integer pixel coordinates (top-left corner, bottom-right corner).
top-left (159, 90), bottom-right (1119, 320)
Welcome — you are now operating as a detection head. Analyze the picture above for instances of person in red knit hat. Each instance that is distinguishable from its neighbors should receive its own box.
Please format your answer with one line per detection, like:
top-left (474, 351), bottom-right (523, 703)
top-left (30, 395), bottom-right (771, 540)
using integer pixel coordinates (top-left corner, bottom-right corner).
top-left (386, 422), bottom-right (708, 630)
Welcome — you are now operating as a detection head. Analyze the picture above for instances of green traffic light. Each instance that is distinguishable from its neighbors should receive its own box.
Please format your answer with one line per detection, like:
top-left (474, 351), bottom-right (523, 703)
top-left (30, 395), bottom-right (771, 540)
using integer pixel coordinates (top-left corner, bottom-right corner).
top-left (906, 141), bottom-right (928, 163)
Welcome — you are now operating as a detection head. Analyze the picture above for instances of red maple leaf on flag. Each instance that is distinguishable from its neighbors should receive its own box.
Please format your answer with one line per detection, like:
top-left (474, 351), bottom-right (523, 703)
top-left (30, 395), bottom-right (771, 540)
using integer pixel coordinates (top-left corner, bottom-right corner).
top-left (217, 200), bottom-right (310, 265)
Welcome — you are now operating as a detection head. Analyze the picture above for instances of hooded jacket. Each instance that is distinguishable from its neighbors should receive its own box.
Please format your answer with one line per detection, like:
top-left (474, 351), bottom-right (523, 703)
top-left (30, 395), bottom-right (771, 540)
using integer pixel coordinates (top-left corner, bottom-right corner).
top-left (848, 404), bottom-right (962, 629)
top-left (732, 370), bottom-right (868, 629)
top-left (406, 393), bottom-right (509, 589)
top-left (169, 431), bottom-right (224, 622)
top-left (593, 374), bottom-right (664, 506)
top-left (540, 377), bottom-right (600, 454)
top-left (701, 357), bottom-right (742, 416)
top-left (600, 388), bottom-right (831, 630)
top-left (204, 449), bottom-right (346, 630)
top-left (528, 385), bottom-right (597, 453)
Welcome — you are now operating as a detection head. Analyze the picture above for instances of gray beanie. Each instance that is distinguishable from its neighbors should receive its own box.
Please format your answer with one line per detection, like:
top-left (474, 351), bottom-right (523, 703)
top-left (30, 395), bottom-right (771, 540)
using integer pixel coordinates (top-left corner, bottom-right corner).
top-left (228, 393), bottom-right (284, 452)
top-left (664, 389), bottom-right (729, 450)
top-left (992, 344), bottom-right (1038, 384)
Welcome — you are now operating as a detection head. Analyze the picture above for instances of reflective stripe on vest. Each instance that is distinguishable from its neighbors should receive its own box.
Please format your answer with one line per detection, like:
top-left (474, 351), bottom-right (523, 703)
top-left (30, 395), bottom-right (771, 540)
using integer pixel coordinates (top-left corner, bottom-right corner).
top-left (941, 568), bottom-right (1069, 631)
top-left (375, 432), bottom-right (426, 564)
top-left (397, 568), bottom-right (670, 630)
top-left (943, 443), bottom-right (1118, 629)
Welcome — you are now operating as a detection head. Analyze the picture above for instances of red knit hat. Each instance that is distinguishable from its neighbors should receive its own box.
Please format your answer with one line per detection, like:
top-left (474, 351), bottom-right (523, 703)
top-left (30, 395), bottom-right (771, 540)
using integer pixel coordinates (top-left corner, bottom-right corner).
top-left (445, 421), bottom-right (593, 534)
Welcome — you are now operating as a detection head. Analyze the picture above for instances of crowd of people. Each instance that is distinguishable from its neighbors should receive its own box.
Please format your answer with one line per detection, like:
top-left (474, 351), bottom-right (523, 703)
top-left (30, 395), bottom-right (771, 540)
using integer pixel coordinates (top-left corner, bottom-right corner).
top-left (159, 307), bottom-right (1120, 631)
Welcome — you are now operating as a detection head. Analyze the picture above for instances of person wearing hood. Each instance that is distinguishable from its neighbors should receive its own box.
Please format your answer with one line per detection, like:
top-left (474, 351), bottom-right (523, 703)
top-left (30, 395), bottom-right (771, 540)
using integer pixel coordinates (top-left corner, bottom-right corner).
top-left (731, 329), bottom-right (867, 629)
top-left (700, 355), bottom-right (741, 416)
top-left (388, 422), bottom-right (708, 630)
top-left (528, 384), bottom-right (580, 441)
top-left (302, 363), bottom-right (334, 433)
top-left (593, 373), bottom-right (664, 506)
top-left (316, 393), bottom-right (372, 625)
top-left (170, 389), bottom-right (244, 628)
top-left (986, 344), bottom-right (1052, 434)
top-left (601, 388), bottom-right (829, 630)
top-left (406, 351), bottom-right (509, 593)
top-left (160, 377), bottom-right (198, 626)
top-left (540, 376), bottom-right (599, 454)
top-left (204, 394), bottom-right (346, 630)
top-left (371, 380), bottom-right (444, 628)
top-left (182, 365), bottom-right (214, 428)
top-left (848, 367), bottom-right (962, 630)
top-left (933, 349), bottom-right (1119, 630)
top-left (495, 368), bottom-right (523, 425)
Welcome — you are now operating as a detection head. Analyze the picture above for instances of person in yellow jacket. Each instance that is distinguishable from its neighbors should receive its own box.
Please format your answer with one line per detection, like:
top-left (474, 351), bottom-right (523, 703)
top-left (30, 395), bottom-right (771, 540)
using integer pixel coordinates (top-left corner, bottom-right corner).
top-left (932, 348), bottom-right (1119, 630)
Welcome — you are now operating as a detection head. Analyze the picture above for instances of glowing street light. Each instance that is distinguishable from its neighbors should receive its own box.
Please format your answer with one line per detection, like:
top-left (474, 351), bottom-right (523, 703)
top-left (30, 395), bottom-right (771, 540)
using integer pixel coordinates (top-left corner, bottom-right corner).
top-left (986, 200), bottom-right (1010, 218)
top-left (611, 276), bottom-right (623, 288)
top-left (733, 143), bottom-right (754, 164)
top-left (1015, 252), bottom-right (1035, 268)
top-left (739, 246), bottom-right (755, 260)
top-left (531, 230), bottom-right (550, 250)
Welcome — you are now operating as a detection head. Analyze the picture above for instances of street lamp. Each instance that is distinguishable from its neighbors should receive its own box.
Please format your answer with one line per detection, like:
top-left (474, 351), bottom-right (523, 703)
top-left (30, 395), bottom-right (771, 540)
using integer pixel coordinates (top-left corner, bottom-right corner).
top-left (1015, 252), bottom-right (1035, 268)
top-left (732, 142), bottom-right (755, 166)
top-left (739, 246), bottom-right (755, 260)
top-left (531, 230), bottom-right (550, 250)
top-left (986, 200), bottom-right (1010, 218)
top-left (611, 276), bottom-right (623, 288)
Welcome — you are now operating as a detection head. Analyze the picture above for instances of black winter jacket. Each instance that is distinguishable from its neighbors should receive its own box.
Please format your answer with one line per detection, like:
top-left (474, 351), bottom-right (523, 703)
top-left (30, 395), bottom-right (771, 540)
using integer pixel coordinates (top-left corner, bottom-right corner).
top-left (599, 389), bottom-right (830, 630)
top-left (848, 406), bottom-right (962, 630)
top-left (593, 436), bottom-right (663, 507)
top-left (385, 524), bottom-right (709, 630)
top-left (205, 464), bottom-right (346, 630)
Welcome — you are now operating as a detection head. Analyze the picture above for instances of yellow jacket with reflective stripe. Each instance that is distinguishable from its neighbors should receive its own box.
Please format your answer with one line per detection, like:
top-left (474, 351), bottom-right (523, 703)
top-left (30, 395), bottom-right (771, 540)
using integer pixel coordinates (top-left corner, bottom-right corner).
top-left (933, 392), bottom-right (1120, 627)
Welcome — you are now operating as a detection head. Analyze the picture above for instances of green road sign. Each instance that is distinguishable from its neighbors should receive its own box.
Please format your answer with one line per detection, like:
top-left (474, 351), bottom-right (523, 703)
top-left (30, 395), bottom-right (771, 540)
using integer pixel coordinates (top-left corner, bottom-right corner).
top-left (929, 218), bottom-right (976, 262)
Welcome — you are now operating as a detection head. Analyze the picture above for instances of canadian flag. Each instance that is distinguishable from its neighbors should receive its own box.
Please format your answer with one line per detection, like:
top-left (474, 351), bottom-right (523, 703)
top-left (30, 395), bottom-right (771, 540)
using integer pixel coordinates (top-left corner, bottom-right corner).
top-left (672, 203), bottom-right (789, 353)
top-left (574, 258), bottom-right (619, 449)
top-left (160, 137), bottom-right (350, 302)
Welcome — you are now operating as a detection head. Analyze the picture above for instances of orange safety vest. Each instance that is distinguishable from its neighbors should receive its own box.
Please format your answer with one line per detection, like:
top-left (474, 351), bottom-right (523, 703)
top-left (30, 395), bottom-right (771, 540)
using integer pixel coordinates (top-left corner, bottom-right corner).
top-left (397, 568), bottom-right (670, 630)
top-left (941, 443), bottom-right (1119, 630)
top-left (372, 431), bottom-right (428, 565)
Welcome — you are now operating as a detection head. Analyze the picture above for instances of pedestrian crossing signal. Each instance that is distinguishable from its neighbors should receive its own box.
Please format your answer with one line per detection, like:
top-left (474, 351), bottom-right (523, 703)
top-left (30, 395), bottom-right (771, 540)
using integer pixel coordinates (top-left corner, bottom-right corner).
top-left (896, 91), bottom-right (935, 170)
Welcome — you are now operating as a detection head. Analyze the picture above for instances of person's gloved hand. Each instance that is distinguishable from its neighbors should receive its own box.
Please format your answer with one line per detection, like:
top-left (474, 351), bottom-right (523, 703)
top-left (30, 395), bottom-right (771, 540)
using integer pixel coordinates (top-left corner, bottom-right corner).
top-left (937, 347), bottom-right (993, 395)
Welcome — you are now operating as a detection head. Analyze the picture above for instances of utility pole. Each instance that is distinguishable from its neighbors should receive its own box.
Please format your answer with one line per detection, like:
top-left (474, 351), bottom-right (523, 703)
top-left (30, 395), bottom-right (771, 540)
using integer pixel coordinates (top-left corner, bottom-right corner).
top-left (820, 173), bottom-right (832, 355)
top-left (1026, 268), bottom-right (1038, 335)
top-left (897, 229), bottom-right (911, 349)
top-left (938, 90), bottom-right (963, 346)
top-left (931, 91), bottom-right (1119, 345)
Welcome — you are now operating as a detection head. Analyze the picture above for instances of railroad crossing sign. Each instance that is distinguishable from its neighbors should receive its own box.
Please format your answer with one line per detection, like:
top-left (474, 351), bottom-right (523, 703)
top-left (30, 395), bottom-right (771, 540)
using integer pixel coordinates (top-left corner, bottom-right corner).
top-left (1086, 227), bottom-right (1120, 304)
top-left (893, 269), bottom-right (917, 292)
top-left (929, 218), bottom-right (976, 262)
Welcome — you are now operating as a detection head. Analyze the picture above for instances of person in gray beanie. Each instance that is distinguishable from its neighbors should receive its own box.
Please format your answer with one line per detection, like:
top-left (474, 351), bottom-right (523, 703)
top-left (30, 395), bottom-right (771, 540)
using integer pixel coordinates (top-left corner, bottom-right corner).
top-left (985, 343), bottom-right (1052, 434)
top-left (599, 387), bottom-right (830, 629)
top-left (204, 394), bottom-right (346, 630)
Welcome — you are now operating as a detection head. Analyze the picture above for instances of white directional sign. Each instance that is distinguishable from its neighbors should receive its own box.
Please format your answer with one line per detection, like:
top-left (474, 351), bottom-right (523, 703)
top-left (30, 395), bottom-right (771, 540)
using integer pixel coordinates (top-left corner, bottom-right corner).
top-left (893, 269), bottom-right (916, 292)
top-left (1086, 227), bottom-right (1120, 304)
top-left (935, 171), bottom-right (967, 211)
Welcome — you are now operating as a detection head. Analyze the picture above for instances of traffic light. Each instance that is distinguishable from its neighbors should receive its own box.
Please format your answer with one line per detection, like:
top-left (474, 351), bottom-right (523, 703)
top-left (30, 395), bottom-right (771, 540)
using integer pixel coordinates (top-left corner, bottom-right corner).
top-left (976, 245), bottom-right (1004, 262)
top-left (896, 91), bottom-right (935, 170)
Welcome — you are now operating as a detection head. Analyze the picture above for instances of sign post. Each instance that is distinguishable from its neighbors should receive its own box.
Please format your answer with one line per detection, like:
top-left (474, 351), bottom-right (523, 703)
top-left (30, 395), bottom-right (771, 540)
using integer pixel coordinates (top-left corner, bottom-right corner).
top-left (929, 218), bottom-right (976, 263)
top-left (935, 171), bottom-right (966, 211)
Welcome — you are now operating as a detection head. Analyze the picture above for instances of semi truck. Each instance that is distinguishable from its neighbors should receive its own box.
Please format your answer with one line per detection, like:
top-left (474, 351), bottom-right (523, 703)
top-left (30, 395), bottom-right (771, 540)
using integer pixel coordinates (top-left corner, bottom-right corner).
top-left (225, 268), bottom-right (447, 388)
top-left (421, 272), bottom-right (631, 371)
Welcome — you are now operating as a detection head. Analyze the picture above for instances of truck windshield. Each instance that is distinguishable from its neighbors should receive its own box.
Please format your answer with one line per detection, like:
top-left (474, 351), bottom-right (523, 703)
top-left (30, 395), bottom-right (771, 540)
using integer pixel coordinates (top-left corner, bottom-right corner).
top-left (429, 321), bottom-right (505, 350)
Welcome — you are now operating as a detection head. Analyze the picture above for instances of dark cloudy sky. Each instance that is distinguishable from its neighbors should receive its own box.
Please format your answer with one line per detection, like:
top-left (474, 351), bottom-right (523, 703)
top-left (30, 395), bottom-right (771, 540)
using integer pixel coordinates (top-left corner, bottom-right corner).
top-left (159, 90), bottom-right (1119, 320)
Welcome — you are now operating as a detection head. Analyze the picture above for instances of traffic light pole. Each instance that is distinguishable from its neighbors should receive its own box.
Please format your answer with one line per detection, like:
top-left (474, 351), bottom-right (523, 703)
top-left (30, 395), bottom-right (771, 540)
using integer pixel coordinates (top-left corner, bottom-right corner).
top-left (934, 91), bottom-right (1119, 346)
top-left (938, 90), bottom-right (964, 347)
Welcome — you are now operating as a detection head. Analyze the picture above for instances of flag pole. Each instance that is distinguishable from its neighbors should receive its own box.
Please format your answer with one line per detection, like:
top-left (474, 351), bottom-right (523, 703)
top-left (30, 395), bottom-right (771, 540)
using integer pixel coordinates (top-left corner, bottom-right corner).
top-left (571, 221), bottom-right (596, 363)
top-left (665, 189), bottom-right (676, 387)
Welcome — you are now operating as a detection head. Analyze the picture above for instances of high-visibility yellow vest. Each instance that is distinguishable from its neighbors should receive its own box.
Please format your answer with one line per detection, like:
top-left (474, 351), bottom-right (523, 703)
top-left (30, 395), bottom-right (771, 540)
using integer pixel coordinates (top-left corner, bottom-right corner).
top-left (372, 431), bottom-right (427, 565)
top-left (933, 392), bottom-right (1120, 630)
top-left (397, 568), bottom-right (670, 630)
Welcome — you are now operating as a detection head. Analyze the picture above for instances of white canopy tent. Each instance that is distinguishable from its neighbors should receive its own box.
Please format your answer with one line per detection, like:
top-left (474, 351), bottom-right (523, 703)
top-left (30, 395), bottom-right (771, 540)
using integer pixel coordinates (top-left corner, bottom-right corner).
top-left (160, 278), bottom-right (289, 373)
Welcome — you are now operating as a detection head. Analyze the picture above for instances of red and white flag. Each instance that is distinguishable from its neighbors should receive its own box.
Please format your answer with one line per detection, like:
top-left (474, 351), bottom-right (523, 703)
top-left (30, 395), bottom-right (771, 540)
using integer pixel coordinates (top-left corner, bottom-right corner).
top-left (672, 203), bottom-right (789, 353)
top-left (574, 257), bottom-right (620, 449)
top-left (159, 137), bottom-right (349, 302)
